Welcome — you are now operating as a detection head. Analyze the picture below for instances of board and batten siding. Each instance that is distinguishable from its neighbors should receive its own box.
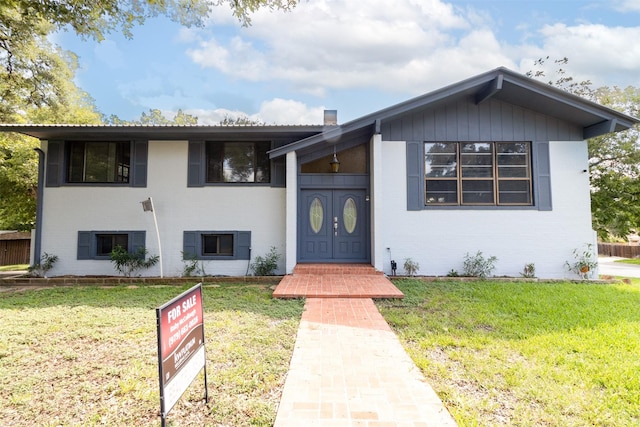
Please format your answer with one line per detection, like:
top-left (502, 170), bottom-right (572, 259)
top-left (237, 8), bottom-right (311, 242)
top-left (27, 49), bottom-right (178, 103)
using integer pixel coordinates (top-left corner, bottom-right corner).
top-left (380, 98), bottom-right (583, 142)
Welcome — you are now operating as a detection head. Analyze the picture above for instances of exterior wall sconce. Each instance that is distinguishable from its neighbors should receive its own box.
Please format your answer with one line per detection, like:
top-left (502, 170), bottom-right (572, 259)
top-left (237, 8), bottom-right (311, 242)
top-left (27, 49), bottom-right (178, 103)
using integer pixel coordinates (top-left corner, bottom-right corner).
top-left (329, 148), bottom-right (340, 173)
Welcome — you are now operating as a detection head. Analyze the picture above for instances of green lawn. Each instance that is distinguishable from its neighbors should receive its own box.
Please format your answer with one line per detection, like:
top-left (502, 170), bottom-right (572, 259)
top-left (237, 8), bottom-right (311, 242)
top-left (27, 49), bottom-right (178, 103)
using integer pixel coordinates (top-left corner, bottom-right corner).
top-left (377, 279), bottom-right (640, 427)
top-left (0, 284), bottom-right (304, 426)
top-left (0, 264), bottom-right (28, 272)
top-left (616, 258), bottom-right (640, 265)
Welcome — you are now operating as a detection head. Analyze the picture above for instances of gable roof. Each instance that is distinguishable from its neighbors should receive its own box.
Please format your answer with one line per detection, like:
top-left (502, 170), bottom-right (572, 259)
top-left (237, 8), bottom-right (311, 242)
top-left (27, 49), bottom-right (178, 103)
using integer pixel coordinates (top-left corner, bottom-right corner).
top-left (269, 67), bottom-right (639, 158)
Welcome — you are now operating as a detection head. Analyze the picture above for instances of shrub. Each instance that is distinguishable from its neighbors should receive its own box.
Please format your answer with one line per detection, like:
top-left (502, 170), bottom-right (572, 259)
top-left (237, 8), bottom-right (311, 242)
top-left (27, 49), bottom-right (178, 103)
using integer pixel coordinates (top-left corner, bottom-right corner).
top-left (110, 246), bottom-right (159, 277)
top-left (463, 251), bottom-right (498, 278)
top-left (181, 251), bottom-right (205, 277)
top-left (251, 247), bottom-right (281, 276)
top-left (28, 252), bottom-right (59, 277)
top-left (565, 244), bottom-right (598, 279)
top-left (521, 263), bottom-right (536, 278)
top-left (403, 258), bottom-right (419, 276)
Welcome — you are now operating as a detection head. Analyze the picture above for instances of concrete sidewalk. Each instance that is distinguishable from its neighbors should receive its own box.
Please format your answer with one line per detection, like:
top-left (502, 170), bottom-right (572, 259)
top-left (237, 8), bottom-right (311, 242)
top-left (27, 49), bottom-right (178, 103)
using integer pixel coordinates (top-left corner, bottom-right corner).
top-left (274, 297), bottom-right (457, 426)
top-left (598, 256), bottom-right (640, 278)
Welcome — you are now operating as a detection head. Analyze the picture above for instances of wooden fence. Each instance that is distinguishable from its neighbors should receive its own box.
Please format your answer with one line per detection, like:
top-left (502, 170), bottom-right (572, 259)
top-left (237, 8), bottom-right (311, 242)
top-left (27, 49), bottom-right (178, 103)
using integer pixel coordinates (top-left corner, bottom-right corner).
top-left (0, 233), bottom-right (31, 266)
top-left (598, 243), bottom-right (640, 258)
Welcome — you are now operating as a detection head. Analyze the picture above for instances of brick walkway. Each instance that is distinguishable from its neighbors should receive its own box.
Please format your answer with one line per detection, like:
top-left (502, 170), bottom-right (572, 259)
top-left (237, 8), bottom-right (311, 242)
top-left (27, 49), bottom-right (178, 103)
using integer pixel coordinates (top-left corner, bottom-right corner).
top-left (273, 265), bottom-right (457, 426)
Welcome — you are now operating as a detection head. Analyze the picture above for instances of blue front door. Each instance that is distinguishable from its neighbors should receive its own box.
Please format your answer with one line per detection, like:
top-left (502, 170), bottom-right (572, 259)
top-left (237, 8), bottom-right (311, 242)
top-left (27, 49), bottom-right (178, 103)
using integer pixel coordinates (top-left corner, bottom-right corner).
top-left (299, 189), bottom-right (369, 262)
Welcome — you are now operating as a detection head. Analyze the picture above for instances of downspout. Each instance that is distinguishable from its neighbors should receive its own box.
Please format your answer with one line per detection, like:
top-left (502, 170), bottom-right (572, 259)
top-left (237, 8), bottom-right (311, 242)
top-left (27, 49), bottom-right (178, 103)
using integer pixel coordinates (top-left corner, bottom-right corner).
top-left (33, 147), bottom-right (45, 266)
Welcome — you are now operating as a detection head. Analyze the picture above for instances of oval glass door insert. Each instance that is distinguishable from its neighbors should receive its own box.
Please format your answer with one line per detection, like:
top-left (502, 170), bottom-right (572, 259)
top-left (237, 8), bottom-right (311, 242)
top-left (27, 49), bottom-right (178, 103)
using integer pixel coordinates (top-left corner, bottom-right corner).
top-left (309, 197), bottom-right (324, 234)
top-left (343, 197), bottom-right (357, 234)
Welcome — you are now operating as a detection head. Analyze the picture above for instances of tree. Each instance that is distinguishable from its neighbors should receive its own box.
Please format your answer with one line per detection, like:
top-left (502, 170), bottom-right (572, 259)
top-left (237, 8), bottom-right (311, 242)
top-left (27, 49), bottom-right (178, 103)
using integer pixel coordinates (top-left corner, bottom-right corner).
top-left (588, 86), bottom-right (640, 239)
top-left (5, 0), bottom-right (296, 41)
top-left (219, 114), bottom-right (265, 125)
top-left (0, 89), bottom-right (102, 230)
top-left (526, 56), bottom-right (595, 99)
top-left (105, 109), bottom-right (198, 125)
top-left (0, 132), bottom-right (38, 230)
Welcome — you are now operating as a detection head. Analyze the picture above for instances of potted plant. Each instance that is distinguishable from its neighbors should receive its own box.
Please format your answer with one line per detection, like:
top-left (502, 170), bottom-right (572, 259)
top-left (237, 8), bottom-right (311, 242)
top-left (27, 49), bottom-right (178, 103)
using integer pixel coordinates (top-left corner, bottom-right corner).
top-left (565, 244), bottom-right (598, 279)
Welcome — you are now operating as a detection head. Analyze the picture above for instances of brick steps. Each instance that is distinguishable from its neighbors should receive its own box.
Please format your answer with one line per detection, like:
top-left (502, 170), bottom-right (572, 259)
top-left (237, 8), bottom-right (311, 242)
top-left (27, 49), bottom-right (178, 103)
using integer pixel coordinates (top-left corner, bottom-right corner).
top-left (273, 264), bottom-right (403, 299)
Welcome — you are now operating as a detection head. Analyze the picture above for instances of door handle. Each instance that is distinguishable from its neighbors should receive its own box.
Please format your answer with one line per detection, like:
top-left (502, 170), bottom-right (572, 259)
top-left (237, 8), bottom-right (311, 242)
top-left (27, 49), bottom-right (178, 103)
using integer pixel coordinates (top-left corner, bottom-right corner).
top-left (333, 216), bottom-right (338, 236)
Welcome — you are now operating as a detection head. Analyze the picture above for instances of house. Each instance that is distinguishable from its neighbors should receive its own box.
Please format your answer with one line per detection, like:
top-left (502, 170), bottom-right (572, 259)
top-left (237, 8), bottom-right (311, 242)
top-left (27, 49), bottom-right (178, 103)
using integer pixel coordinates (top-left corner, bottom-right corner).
top-left (1, 67), bottom-right (637, 278)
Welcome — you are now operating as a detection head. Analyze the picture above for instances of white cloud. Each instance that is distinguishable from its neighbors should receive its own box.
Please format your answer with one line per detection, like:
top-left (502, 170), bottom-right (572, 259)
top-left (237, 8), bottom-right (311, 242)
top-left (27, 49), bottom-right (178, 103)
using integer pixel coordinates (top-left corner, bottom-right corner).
top-left (516, 23), bottom-right (640, 87)
top-left (186, 0), bottom-right (510, 96)
top-left (612, 0), bottom-right (640, 12)
top-left (184, 0), bottom-right (640, 96)
top-left (182, 99), bottom-right (324, 125)
top-left (257, 98), bottom-right (326, 124)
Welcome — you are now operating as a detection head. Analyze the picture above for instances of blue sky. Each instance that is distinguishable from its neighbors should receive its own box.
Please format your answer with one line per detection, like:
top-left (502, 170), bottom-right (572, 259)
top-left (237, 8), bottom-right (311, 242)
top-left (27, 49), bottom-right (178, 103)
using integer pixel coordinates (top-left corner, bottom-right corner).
top-left (53, 0), bottom-right (640, 124)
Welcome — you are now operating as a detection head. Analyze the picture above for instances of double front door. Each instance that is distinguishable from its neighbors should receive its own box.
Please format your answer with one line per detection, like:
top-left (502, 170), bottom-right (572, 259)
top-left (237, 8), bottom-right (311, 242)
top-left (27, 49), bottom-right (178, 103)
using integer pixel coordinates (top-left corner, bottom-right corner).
top-left (299, 189), bottom-right (369, 262)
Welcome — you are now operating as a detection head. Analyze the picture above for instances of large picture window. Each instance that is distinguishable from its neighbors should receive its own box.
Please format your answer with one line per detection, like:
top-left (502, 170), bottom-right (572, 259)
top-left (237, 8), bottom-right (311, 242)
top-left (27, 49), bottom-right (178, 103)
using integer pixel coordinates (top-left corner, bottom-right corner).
top-left (425, 142), bottom-right (532, 206)
top-left (67, 141), bottom-right (131, 183)
top-left (206, 141), bottom-right (270, 183)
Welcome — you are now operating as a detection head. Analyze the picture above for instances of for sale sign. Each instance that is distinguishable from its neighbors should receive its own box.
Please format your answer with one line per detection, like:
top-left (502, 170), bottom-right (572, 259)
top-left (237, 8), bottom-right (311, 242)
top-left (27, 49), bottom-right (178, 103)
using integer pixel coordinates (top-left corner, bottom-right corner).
top-left (156, 283), bottom-right (207, 425)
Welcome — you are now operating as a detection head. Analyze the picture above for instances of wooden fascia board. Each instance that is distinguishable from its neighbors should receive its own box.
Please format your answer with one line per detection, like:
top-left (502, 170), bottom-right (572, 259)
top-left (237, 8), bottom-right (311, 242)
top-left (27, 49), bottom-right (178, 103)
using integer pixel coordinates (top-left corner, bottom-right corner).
top-left (584, 119), bottom-right (617, 139)
top-left (475, 74), bottom-right (503, 104)
top-left (268, 122), bottom-right (376, 158)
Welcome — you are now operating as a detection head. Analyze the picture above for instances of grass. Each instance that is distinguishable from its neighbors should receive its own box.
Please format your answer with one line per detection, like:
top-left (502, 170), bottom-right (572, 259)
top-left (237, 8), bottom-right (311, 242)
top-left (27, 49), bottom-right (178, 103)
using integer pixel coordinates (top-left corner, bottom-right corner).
top-left (377, 278), bottom-right (640, 427)
top-left (0, 264), bottom-right (28, 272)
top-left (616, 258), bottom-right (640, 265)
top-left (0, 283), bottom-right (304, 426)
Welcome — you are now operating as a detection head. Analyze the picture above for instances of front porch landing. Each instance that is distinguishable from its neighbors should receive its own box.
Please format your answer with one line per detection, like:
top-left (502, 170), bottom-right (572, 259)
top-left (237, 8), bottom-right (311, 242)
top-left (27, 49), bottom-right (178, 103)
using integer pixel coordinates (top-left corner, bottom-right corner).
top-left (273, 264), bottom-right (404, 299)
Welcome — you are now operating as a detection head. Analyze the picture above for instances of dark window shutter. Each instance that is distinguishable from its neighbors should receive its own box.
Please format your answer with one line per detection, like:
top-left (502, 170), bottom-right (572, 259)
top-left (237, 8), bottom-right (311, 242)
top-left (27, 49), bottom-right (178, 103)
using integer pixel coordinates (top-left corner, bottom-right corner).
top-left (130, 231), bottom-right (146, 254)
top-left (188, 141), bottom-right (204, 187)
top-left (46, 140), bottom-right (64, 187)
top-left (406, 141), bottom-right (424, 210)
top-left (534, 141), bottom-right (552, 211)
top-left (132, 140), bottom-right (148, 187)
top-left (77, 231), bottom-right (92, 260)
top-left (271, 157), bottom-right (286, 187)
top-left (183, 231), bottom-right (198, 259)
top-left (236, 231), bottom-right (251, 260)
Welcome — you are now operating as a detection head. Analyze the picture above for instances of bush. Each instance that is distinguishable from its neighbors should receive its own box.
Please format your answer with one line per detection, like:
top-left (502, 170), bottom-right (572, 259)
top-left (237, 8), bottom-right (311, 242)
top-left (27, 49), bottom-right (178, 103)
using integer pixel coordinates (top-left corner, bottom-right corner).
top-left (520, 263), bottom-right (536, 278)
top-left (110, 246), bottom-right (159, 277)
top-left (181, 251), bottom-right (205, 277)
top-left (403, 258), bottom-right (420, 276)
top-left (251, 247), bottom-right (281, 276)
top-left (565, 244), bottom-right (598, 279)
top-left (463, 251), bottom-right (498, 278)
top-left (28, 252), bottom-right (58, 277)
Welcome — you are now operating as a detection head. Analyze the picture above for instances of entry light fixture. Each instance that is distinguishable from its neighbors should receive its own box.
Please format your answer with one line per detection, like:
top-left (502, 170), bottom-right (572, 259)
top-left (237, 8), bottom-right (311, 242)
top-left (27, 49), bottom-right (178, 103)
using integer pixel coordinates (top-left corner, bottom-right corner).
top-left (329, 147), bottom-right (340, 173)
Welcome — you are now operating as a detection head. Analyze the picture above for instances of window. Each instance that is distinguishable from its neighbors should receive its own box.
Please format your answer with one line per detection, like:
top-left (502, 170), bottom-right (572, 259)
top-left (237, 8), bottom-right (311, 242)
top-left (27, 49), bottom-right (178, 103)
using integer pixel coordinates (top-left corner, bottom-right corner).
top-left (96, 233), bottom-right (128, 256)
top-left (202, 234), bottom-right (234, 256)
top-left (67, 141), bottom-right (131, 183)
top-left (183, 231), bottom-right (251, 260)
top-left (425, 142), bottom-right (532, 206)
top-left (206, 142), bottom-right (270, 183)
top-left (77, 231), bottom-right (146, 260)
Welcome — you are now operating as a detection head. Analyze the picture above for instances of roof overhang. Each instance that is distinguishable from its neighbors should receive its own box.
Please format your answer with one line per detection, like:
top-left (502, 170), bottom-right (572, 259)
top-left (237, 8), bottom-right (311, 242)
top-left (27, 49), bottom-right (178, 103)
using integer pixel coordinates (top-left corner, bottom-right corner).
top-left (270, 67), bottom-right (639, 158)
top-left (0, 124), bottom-right (325, 141)
top-left (2, 68), bottom-right (637, 158)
